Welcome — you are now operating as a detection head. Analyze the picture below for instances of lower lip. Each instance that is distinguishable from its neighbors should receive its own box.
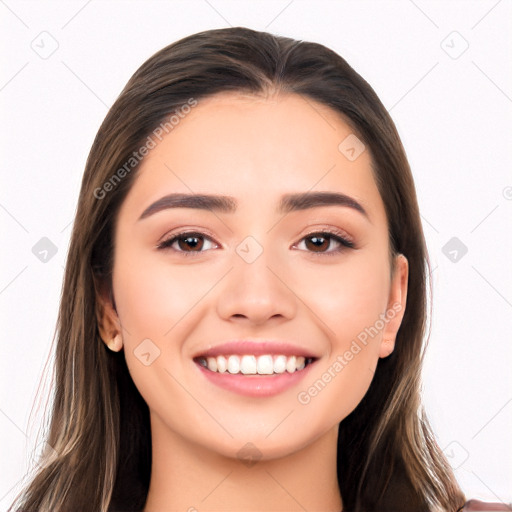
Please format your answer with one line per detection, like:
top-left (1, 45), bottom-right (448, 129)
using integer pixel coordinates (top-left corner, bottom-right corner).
top-left (195, 361), bottom-right (315, 397)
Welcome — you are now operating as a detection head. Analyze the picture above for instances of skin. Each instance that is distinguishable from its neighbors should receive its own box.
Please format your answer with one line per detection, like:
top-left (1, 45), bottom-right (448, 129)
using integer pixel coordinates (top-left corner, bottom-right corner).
top-left (97, 91), bottom-right (408, 512)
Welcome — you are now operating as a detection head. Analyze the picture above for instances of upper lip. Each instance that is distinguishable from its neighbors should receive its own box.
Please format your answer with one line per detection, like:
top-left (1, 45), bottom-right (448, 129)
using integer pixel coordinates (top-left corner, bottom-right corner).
top-left (193, 340), bottom-right (320, 360)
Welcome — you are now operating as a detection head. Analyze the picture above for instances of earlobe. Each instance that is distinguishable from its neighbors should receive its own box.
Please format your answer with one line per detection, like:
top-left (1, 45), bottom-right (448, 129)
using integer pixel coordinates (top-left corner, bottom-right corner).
top-left (379, 254), bottom-right (409, 359)
top-left (93, 275), bottom-right (123, 350)
top-left (379, 339), bottom-right (395, 358)
top-left (107, 333), bottom-right (123, 352)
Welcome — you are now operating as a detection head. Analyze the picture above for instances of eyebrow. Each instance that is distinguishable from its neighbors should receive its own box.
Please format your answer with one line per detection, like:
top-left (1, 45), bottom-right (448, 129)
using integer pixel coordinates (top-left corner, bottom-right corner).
top-left (137, 191), bottom-right (369, 221)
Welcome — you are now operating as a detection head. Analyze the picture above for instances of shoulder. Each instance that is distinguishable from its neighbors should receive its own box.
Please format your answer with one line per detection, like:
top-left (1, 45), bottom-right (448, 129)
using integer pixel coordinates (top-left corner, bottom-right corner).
top-left (459, 499), bottom-right (512, 511)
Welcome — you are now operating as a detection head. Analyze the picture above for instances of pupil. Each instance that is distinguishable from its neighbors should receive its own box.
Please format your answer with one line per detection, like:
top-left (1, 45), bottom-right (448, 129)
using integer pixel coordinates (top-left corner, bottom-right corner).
top-left (180, 236), bottom-right (202, 251)
top-left (307, 236), bottom-right (328, 252)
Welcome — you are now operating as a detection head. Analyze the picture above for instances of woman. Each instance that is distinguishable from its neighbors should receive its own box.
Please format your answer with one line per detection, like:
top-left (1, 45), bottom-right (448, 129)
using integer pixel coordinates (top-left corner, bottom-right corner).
top-left (8, 27), bottom-right (509, 512)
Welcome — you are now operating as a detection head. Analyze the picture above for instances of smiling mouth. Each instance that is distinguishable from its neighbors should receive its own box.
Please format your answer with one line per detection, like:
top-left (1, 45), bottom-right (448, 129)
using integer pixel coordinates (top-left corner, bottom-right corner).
top-left (195, 354), bottom-right (316, 375)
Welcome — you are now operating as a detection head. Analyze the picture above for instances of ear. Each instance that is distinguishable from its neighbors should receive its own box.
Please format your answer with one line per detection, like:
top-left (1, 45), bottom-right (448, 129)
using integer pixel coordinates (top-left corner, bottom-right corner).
top-left (379, 253), bottom-right (408, 358)
top-left (93, 275), bottom-right (123, 352)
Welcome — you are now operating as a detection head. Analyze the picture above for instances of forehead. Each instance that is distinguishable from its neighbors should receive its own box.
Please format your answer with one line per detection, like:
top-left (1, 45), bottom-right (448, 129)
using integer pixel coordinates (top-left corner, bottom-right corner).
top-left (119, 91), bottom-right (384, 222)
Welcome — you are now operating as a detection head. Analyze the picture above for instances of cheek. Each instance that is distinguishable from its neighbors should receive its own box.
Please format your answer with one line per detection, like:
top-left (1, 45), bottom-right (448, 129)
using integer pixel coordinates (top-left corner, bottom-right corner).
top-left (292, 250), bottom-right (391, 344)
top-left (291, 250), bottom-right (390, 418)
top-left (112, 249), bottom-right (219, 340)
top-left (111, 254), bottom-right (205, 430)
top-left (111, 250), bottom-right (226, 408)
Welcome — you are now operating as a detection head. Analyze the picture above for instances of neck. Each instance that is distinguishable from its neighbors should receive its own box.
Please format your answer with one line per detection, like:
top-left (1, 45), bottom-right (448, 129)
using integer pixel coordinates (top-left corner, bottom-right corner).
top-left (142, 413), bottom-right (343, 512)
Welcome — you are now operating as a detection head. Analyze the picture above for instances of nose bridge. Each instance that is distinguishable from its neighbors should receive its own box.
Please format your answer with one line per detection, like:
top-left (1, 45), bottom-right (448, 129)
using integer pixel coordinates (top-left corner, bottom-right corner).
top-left (215, 234), bottom-right (296, 324)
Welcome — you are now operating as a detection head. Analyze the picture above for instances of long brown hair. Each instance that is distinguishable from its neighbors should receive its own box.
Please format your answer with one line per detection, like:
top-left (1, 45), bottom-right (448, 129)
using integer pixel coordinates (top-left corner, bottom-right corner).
top-left (9, 27), bottom-right (466, 512)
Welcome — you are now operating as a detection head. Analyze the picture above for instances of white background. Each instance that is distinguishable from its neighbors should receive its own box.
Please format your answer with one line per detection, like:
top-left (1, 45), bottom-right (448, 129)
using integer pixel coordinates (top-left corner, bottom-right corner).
top-left (1, 0), bottom-right (511, 509)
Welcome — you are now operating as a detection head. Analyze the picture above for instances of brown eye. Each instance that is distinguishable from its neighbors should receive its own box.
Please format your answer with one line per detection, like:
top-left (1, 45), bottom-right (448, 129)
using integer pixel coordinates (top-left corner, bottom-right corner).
top-left (157, 232), bottom-right (217, 255)
top-left (296, 231), bottom-right (355, 255)
top-left (176, 235), bottom-right (204, 252)
top-left (304, 235), bottom-right (330, 252)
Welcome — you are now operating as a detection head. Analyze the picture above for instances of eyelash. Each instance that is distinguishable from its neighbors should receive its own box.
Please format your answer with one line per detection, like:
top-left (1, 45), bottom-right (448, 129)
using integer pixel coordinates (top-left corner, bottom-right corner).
top-left (157, 228), bottom-right (355, 257)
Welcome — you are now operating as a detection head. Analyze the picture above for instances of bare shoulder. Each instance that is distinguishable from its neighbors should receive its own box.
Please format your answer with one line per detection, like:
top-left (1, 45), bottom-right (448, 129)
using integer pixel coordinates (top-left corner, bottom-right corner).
top-left (460, 499), bottom-right (512, 511)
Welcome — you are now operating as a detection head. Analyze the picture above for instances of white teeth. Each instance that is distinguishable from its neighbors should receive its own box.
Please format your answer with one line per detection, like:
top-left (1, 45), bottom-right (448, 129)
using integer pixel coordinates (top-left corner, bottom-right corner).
top-left (216, 355), bottom-right (227, 373)
top-left (286, 355), bottom-right (296, 373)
top-left (201, 354), bottom-right (312, 375)
top-left (227, 355), bottom-right (240, 374)
top-left (258, 355), bottom-right (274, 374)
top-left (273, 355), bottom-right (287, 374)
top-left (240, 355), bottom-right (257, 375)
top-left (207, 357), bottom-right (217, 372)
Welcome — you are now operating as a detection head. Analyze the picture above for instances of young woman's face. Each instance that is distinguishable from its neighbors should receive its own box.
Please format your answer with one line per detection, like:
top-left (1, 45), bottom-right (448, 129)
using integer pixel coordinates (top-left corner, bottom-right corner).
top-left (103, 91), bottom-right (408, 460)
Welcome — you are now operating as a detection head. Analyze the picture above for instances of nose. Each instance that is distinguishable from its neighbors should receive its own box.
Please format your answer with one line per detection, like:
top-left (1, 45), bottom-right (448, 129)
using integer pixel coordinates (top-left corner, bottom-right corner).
top-left (216, 246), bottom-right (297, 326)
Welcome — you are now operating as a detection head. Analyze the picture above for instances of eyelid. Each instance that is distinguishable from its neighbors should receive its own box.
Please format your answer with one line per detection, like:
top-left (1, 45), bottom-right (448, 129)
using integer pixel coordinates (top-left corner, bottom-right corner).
top-left (156, 225), bottom-right (219, 244)
top-left (291, 227), bottom-right (355, 255)
top-left (299, 225), bottom-right (354, 245)
top-left (156, 229), bottom-right (221, 254)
